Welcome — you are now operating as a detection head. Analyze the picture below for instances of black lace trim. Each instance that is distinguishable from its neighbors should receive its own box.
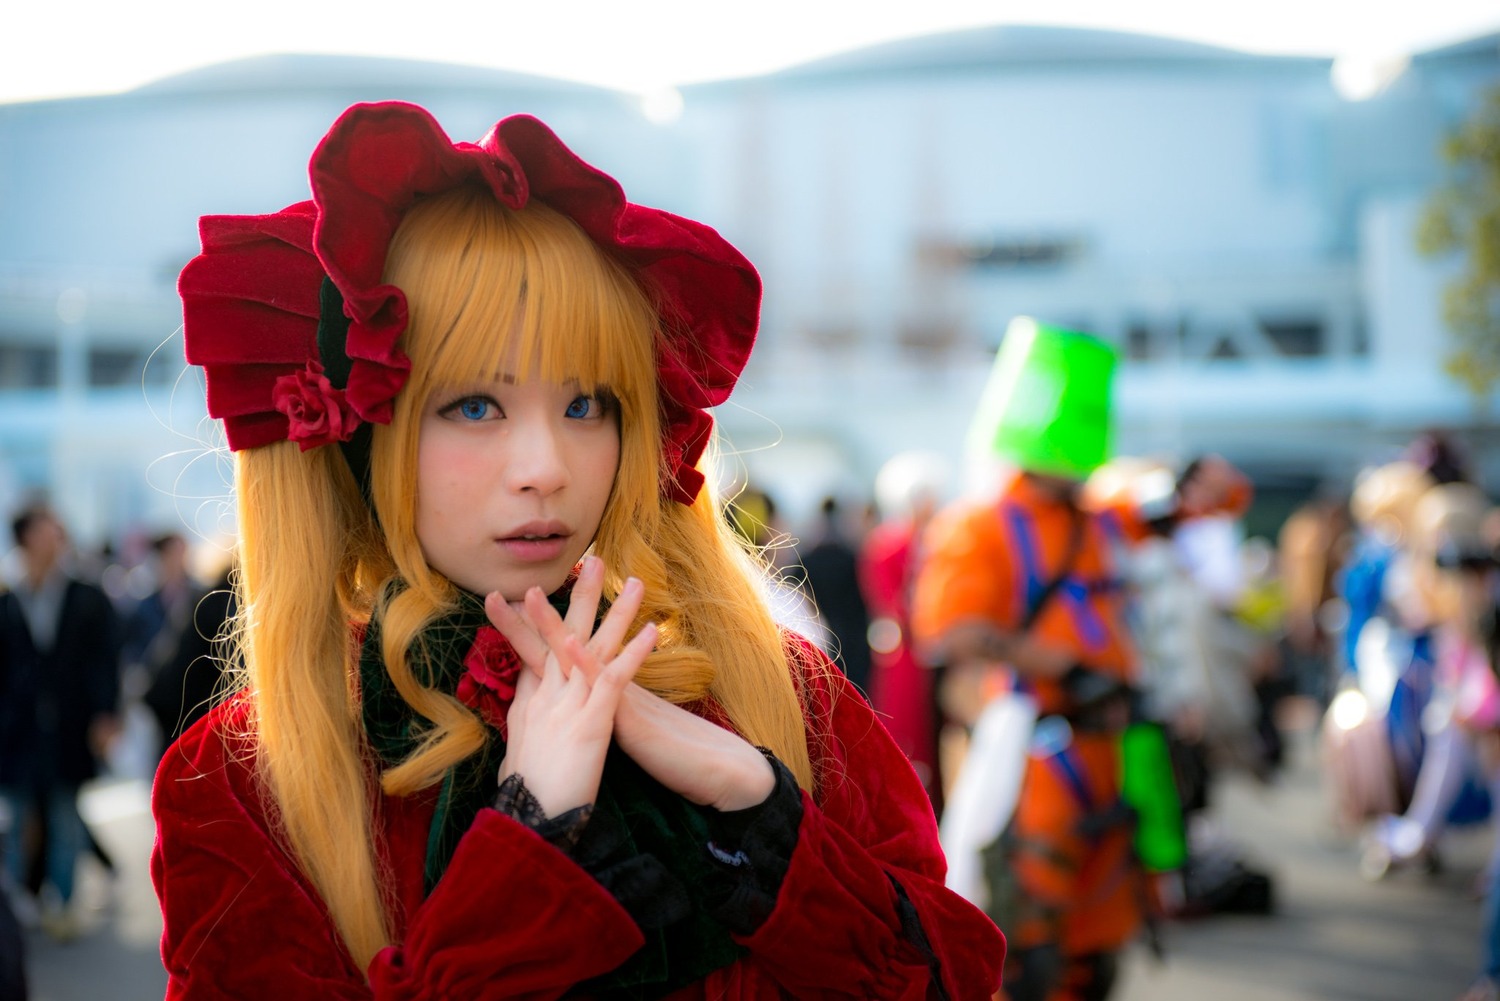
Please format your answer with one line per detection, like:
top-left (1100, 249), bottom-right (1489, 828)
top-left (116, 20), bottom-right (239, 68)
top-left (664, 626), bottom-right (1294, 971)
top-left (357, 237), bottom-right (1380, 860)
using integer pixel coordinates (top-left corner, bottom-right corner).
top-left (569, 790), bottom-right (693, 933)
top-left (490, 751), bottom-right (803, 940)
top-left (492, 773), bottom-right (593, 854)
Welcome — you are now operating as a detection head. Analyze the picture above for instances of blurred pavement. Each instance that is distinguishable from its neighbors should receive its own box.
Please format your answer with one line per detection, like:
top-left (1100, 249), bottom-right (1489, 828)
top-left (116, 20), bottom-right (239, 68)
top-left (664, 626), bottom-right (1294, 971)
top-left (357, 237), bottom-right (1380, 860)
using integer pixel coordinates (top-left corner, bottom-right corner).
top-left (1117, 715), bottom-right (1487, 1001)
top-left (13, 710), bottom-right (1490, 1000)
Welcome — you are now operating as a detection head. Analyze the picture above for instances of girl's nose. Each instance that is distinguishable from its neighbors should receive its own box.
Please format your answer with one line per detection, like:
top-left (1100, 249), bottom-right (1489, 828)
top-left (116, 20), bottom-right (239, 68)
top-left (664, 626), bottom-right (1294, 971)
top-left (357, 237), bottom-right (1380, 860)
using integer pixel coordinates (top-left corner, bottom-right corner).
top-left (503, 418), bottom-right (568, 495)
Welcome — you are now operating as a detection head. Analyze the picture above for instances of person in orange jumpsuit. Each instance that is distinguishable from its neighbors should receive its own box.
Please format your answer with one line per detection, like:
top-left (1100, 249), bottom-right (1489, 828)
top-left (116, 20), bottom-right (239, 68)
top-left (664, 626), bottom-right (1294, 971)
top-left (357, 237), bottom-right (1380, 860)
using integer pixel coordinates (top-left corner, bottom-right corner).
top-left (912, 320), bottom-right (1247, 1001)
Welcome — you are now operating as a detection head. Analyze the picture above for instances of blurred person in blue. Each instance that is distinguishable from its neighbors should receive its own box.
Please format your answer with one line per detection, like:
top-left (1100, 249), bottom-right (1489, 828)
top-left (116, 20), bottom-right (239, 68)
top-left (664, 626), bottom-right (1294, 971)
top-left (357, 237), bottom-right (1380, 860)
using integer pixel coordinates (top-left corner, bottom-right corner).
top-left (1369, 486), bottom-right (1500, 1001)
top-left (120, 532), bottom-right (200, 687)
top-left (1361, 483), bottom-right (1498, 880)
top-left (0, 503), bottom-right (121, 941)
top-left (1332, 438), bottom-right (1481, 854)
top-left (1333, 462), bottom-right (1437, 820)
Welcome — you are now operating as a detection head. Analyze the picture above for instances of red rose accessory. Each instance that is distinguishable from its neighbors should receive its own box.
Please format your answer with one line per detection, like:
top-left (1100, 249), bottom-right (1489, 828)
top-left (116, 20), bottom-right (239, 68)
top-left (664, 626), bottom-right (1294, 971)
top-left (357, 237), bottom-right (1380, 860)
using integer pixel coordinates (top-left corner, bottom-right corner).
top-left (179, 101), bottom-right (761, 504)
top-left (454, 626), bottom-right (525, 738)
top-left (272, 359), bottom-right (360, 449)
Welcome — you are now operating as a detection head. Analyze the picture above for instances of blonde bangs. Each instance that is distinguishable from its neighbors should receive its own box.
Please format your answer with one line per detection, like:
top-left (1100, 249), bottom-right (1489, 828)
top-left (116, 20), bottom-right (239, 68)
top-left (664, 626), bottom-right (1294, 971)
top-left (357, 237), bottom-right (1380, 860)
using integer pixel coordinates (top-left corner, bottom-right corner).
top-left (372, 185), bottom-right (664, 597)
top-left (388, 186), bottom-right (654, 411)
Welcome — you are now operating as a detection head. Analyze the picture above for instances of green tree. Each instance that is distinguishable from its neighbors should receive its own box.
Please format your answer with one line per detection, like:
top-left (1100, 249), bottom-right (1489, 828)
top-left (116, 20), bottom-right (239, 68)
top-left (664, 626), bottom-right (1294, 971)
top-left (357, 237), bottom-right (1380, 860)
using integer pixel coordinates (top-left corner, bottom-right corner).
top-left (1416, 84), bottom-right (1500, 398)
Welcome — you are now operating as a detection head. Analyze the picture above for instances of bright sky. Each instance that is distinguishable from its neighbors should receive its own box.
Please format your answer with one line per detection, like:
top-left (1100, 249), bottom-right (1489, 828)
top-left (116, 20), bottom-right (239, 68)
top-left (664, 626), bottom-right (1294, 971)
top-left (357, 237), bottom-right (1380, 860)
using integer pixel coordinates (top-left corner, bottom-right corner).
top-left (6, 0), bottom-right (1499, 104)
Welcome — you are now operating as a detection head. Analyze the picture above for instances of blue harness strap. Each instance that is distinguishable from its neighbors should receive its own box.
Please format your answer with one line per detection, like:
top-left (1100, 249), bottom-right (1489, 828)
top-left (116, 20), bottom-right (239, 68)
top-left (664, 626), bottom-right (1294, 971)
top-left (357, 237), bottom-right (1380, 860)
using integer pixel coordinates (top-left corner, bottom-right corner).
top-left (1045, 740), bottom-right (1095, 812)
top-left (1000, 503), bottom-right (1112, 652)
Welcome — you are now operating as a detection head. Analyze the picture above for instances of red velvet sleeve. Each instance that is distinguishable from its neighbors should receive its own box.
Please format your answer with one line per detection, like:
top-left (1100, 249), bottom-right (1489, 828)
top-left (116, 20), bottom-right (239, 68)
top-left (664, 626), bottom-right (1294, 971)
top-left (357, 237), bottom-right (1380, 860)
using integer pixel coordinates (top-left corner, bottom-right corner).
top-left (733, 639), bottom-right (1006, 999)
top-left (151, 707), bottom-right (644, 1000)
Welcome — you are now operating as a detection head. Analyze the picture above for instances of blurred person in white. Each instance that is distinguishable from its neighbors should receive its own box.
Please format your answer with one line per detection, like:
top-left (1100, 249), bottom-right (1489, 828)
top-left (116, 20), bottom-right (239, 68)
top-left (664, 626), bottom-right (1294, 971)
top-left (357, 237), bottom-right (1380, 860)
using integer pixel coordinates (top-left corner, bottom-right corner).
top-left (1087, 460), bottom-right (1267, 796)
top-left (0, 503), bottom-right (121, 941)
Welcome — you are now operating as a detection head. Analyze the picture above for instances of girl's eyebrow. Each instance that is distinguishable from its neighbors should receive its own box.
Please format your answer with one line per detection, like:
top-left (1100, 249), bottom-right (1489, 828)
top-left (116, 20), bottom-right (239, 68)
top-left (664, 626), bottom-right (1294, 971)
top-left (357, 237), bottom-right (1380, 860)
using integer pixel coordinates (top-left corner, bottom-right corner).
top-left (483, 373), bottom-right (588, 389)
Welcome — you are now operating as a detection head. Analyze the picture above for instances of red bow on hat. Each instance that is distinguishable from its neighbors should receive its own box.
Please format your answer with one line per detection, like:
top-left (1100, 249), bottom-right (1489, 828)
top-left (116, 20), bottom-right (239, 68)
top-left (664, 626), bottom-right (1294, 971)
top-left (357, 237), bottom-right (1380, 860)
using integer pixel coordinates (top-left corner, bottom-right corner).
top-left (179, 101), bottom-right (760, 505)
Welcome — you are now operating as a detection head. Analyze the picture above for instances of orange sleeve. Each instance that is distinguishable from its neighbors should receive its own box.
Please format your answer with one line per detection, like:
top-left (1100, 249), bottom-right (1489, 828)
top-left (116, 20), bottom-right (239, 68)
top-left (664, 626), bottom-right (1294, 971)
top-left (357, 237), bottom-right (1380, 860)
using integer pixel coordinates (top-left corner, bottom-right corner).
top-left (910, 503), bottom-right (1017, 648)
top-left (1086, 493), bottom-right (1154, 545)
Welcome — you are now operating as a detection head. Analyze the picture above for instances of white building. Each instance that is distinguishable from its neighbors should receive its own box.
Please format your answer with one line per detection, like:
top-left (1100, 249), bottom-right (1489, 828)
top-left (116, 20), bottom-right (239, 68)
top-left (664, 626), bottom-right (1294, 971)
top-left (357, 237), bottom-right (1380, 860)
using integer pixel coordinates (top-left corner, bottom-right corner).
top-left (1, 27), bottom-right (1497, 546)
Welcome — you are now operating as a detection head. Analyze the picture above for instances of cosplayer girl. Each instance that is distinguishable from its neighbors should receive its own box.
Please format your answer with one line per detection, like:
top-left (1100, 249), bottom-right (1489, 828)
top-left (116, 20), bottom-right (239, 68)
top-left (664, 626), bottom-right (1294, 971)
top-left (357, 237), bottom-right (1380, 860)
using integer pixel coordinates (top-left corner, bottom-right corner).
top-left (152, 102), bottom-right (1005, 999)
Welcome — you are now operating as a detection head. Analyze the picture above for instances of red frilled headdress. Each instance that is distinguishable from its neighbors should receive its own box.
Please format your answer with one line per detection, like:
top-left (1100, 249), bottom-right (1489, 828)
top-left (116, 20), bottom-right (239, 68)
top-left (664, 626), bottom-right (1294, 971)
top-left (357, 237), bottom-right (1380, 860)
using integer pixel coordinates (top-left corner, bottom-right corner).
top-left (179, 101), bottom-right (760, 505)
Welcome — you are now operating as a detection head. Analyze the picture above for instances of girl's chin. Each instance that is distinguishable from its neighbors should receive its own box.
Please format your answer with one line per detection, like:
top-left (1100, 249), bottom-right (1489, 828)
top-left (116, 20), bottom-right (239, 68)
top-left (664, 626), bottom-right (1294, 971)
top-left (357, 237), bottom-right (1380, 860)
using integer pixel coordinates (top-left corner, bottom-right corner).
top-left (474, 569), bottom-right (574, 604)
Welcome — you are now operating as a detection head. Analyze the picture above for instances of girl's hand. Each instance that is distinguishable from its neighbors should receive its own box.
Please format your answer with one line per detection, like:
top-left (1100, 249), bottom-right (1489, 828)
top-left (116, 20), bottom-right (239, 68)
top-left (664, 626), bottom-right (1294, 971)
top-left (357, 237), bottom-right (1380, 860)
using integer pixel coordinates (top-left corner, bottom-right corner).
top-left (492, 579), bottom-right (655, 818)
top-left (489, 559), bottom-right (775, 812)
top-left (609, 681), bottom-right (776, 812)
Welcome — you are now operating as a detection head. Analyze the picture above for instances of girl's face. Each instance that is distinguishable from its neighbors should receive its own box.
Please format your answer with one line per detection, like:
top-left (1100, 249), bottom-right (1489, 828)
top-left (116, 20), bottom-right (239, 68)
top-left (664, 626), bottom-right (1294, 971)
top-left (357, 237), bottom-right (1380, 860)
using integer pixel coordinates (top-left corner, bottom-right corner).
top-left (415, 372), bottom-right (620, 600)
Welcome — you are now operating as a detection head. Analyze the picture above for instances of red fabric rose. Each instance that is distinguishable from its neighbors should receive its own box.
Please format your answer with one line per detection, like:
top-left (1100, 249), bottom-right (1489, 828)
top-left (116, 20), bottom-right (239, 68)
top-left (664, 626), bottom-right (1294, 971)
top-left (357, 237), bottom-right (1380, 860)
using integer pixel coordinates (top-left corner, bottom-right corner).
top-left (455, 626), bottom-right (524, 738)
top-left (270, 360), bottom-right (360, 450)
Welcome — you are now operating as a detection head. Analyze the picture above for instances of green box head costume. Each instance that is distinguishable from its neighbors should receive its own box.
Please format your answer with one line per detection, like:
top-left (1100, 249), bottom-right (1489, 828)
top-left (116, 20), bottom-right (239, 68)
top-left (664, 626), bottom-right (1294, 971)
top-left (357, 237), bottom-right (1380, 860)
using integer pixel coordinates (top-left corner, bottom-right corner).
top-left (967, 317), bottom-right (1118, 481)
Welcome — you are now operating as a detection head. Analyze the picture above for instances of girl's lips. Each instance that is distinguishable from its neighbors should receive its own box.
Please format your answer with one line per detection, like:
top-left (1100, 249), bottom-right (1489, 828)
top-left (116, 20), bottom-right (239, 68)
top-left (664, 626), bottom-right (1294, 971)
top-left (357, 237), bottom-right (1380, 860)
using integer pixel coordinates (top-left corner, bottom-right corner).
top-left (496, 534), bottom-right (570, 563)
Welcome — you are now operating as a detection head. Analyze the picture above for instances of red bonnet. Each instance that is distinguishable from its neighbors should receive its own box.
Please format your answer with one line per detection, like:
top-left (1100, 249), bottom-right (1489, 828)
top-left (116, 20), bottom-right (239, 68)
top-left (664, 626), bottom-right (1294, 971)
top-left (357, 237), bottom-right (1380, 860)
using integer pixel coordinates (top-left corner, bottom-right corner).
top-left (180, 101), bottom-right (760, 505)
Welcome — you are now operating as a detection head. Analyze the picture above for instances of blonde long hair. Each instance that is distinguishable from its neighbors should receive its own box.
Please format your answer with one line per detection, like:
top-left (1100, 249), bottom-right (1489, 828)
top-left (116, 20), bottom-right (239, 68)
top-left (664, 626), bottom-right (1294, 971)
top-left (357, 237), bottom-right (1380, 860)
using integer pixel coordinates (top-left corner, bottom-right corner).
top-left (230, 186), bottom-right (813, 970)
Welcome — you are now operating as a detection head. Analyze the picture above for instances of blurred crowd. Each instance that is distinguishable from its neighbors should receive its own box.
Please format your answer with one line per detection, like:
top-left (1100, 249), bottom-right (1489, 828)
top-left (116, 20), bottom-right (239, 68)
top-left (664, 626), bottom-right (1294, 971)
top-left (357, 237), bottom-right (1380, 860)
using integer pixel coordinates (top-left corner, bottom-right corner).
top-left (724, 424), bottom-right (1500, 1001)
top-left (2, 417), bottom-right (1499, 999)
top-left (0, 500), bottom-right (236, 998)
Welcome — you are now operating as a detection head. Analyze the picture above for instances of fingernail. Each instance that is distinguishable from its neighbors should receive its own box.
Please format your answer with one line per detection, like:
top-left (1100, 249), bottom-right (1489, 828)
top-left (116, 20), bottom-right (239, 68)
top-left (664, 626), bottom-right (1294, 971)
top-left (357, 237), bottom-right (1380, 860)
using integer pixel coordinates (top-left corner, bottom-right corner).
top-left (625, 576), bottom-right (642, 593)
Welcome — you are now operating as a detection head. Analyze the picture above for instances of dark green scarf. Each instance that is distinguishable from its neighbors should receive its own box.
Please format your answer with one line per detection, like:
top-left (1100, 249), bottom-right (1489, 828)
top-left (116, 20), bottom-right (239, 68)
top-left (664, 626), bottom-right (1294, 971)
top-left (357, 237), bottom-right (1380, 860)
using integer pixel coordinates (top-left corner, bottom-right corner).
top-left (359, 584), bottom-right (746, 998)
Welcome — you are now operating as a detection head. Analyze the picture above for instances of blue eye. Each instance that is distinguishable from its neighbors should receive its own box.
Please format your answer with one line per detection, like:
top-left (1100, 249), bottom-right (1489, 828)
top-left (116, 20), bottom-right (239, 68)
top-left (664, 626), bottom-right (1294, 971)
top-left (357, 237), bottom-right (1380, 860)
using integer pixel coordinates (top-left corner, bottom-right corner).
top-left (443, 396), bottom-right (496, 421)
top-left (565, 395), bottom-right (599, 419)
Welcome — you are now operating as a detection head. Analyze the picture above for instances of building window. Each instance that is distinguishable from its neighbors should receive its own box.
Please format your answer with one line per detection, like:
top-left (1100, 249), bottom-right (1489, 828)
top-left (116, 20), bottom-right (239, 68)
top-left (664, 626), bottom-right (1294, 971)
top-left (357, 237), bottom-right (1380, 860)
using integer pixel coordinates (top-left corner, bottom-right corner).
top-left (0, 341), bottom-right (58, 389)
top-left (1208, 336), bottom-right (1243, 360)
top-left (1258, 317), bottom-right (1325, 357)
top-left (88, 347), bottom-right (145, 388)
top-left (918, 234), bottom-right (1085, 271)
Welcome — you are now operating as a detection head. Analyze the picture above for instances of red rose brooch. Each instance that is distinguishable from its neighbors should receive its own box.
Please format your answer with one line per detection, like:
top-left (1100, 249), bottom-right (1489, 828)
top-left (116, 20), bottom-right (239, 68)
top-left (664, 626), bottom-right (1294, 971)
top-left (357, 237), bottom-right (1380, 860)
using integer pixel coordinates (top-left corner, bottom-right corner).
top-left (454, 625), bottom-right (525, 739)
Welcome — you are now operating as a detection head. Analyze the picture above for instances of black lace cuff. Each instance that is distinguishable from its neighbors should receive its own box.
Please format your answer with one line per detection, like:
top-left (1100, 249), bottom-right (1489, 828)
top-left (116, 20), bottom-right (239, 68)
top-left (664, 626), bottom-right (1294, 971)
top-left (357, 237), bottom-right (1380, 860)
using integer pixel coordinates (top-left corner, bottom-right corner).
top-left (693, 749), bottom-right (804, 935)
top-left (570, 791), bottom-right (693, 930)
top-left (492, 773), bottom-right (593, 854)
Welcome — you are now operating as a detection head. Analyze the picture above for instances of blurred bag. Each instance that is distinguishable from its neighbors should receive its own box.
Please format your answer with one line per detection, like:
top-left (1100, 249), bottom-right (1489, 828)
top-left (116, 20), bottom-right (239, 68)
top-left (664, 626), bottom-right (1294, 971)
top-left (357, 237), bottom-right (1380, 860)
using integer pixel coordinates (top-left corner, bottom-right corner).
top-left (1119, 721), bottom-right (1188, 872)
top-left (1181, 844), bottom-right (1275, 916)
top-left (939, 691), bottom-right (1039, 909)
top-left (1320, 688), bottom-right (1400, 831)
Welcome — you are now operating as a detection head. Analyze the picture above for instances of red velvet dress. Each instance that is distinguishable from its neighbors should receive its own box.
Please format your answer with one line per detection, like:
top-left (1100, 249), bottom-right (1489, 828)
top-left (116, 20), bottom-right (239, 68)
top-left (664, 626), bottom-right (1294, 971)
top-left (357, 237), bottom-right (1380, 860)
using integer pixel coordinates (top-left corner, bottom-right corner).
top-left (150, 638), bottom-right (1005, 999)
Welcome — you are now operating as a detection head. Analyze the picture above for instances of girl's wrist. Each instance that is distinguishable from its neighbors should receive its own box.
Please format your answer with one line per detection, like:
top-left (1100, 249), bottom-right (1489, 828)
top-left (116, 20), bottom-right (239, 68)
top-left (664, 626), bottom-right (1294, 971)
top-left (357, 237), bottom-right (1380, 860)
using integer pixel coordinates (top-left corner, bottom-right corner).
top-left (493, 773), bottom-right (594, 853)
top-left (713, 746), bottom-right (776, 812)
